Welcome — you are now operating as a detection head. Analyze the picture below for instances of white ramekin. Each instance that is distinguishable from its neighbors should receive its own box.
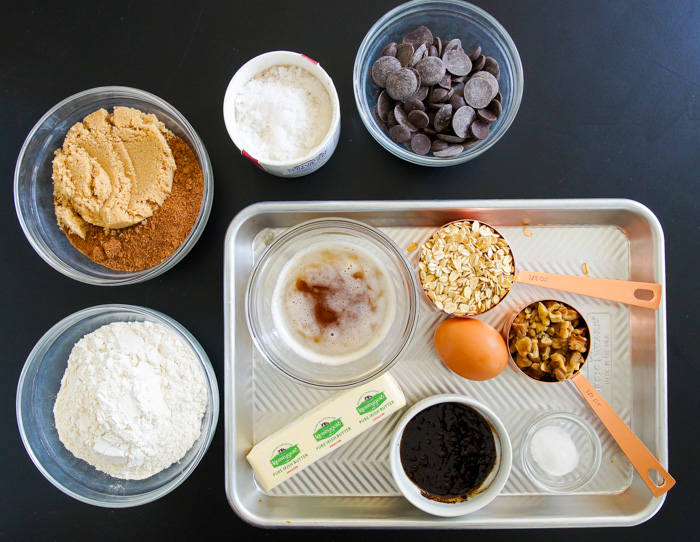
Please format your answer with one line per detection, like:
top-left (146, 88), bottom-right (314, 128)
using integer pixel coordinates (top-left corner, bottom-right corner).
top-left (223, 51), bottom-right (341, 177)
top-left (390, 394), bottom-right (512, 517)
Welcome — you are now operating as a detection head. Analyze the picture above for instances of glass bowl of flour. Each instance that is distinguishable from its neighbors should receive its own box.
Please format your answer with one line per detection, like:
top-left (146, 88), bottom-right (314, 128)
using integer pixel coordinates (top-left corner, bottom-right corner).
top-left (246, 218), bottom-right (420, 389)
top-left (16, 304), bottom-right (219, 507)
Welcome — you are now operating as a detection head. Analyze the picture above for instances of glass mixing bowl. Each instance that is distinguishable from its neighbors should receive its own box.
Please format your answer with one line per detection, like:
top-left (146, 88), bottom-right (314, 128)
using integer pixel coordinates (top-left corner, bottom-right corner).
top-left (246, 218), bottom-right (419, 389)
top-left (16, 304), bottom-right (219, 507)
top-left (14, 86), bottom-right (213, 285)
top-left (354, 0), bottom-right (523, 166)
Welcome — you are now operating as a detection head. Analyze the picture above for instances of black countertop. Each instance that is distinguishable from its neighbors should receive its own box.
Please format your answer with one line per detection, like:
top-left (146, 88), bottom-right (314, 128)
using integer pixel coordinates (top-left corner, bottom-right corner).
top-left (2, 1), bottom-right (698, 540)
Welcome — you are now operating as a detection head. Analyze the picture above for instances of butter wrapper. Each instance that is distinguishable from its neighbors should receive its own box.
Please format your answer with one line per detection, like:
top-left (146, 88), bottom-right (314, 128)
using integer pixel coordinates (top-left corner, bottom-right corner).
top-left (246, 373), bottom-right (405, 491)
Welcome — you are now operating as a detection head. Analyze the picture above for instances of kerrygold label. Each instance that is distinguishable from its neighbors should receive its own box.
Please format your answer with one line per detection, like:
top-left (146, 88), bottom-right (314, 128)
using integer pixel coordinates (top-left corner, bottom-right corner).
top-left (356, 391), bottom-right (386, 415)
top-left (313, 418), bottom-right (344, 442)
top-left (270, 444), bottom-right (300, 467)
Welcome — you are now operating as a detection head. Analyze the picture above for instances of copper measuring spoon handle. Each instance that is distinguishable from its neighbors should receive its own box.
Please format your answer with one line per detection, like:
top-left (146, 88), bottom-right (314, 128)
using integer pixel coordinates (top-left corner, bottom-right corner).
top-left (570, 372), bottom-right (675, 497)
top-left (515, 270), bottom-right (662, 309)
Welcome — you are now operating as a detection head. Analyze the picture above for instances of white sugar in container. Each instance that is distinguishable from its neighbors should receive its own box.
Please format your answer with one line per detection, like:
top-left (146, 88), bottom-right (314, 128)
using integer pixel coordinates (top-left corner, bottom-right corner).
top-left (223, 51), bottom-right (341, 177)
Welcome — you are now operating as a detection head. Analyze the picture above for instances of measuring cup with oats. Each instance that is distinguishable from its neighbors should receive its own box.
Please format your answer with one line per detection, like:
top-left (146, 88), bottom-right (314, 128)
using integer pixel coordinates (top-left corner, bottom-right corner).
top-left (417, 220), bottom-right (662, 316)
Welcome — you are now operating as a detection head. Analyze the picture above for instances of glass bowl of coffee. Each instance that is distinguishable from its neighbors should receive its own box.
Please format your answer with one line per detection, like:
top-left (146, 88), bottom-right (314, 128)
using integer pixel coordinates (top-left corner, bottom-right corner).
top-left (246, 218), bottom-right (420, 389)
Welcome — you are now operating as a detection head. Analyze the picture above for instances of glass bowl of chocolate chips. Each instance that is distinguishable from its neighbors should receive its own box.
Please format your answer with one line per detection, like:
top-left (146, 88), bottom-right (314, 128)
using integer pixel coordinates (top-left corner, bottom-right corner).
top-left (354, 0), bottom-right (523, 166)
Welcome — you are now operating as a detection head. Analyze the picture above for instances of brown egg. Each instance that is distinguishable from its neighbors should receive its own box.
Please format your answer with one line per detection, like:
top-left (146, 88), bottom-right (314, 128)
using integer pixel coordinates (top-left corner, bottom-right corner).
top-left (434, 318), bottom-right (509, 381)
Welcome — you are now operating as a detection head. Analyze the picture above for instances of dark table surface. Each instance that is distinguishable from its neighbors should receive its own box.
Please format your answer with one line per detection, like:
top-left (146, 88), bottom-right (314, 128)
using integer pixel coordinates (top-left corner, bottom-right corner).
top-left (2, 0), bottom-right (698, 540)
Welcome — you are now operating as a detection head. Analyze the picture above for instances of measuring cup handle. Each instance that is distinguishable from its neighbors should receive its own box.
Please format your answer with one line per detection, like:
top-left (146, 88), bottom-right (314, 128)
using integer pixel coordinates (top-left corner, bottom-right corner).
top-left (515, 270), bottom-right (662, 309)
top-left (570, 373), bottom-right (675, 497)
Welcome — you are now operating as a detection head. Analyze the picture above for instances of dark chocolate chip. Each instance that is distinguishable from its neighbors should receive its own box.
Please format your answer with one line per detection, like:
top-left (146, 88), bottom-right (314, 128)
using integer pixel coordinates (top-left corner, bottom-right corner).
top-left (431, 139), bottom-right (449, 152)
top-left (429, 45), bottom-right (438, 57)
top-left (396, 43), bottom-right (414, 67)
top-left (403, 26), bottom-right (434, 48)
top-left (443, 38), bottom-right (462, 53)
top-left (463, 76), bottom-right (496, 109)
top-left (410, 133), bottom-right (431, 155)
top-left (433, 144), bottom-right (464, 157)
top-left (443, 49), bottom-right (472, 76)
top-left (469, 71), bottom-right (499, 96)
top-left (407, 67), bottom-right (422, 88)
top-left (371, 56), bottom-right (402, 87)
top-left (429, 87), bottom-right (450, 103)
top-left (434, 104), bottom-right (453, 133)
top-left (494, 91), bottom-right (503, 103)
top-left (451, 105), bottom-right (476, 137)
top-left (470, 54), bottom-right (486, 72)
top-left (483, 56), bottom-right (500, 79)
top-left (434, 36), bottom-right (443, 57)
top-left (487, 98), bottom-right (502, 118)
top-left (449, 94), bottom-right (467, 110)
top-left (372, 106), bottom-right (388, 131)
top-left (469, 119), bottom-right (490, 140)
top-left (382, 42), bottom-right (397, 57)
top-left (389, 124), bottom-right (412, 143)
top-left (414, 56), bottom-right (446, 86)
top-left (387, 109), bottom-right (398, 127)
top-left (463, 138), bottom-right (480, 150)
top-left (451, 75), bottom-right (466, 83)
top-left (468, 45), bottom-right (482, 61)
top-left (476, 107), bottom-right (497, 124)
top-left (394, 104), bottom-right (417, 131)
top-left (406, 85), bottom-right (429, 102)
top-left (436, 133), bottom-right (468, 143)
top-left (404, 98), bottom-right (426, 113)
top-left (438, 73), bottom-right (453, 89)
top-left (410, 43), bottom-right (427, 67)
top-left (386, 68), bottom-right (419, 101)
top-left (407, 109), bottom-right (429, 129)
top-left (377, 90), bottom-right (394, 121)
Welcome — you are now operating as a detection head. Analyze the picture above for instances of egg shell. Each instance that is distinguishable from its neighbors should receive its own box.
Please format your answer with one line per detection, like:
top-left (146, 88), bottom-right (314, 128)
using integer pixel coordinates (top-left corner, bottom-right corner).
top-left (434, 318), bottom-right (509, 381)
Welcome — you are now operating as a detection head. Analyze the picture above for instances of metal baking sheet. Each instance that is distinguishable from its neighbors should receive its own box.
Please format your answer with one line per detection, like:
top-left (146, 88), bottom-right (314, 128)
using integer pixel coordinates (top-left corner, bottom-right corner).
top-left (224, 199), bottom-right (669, 528)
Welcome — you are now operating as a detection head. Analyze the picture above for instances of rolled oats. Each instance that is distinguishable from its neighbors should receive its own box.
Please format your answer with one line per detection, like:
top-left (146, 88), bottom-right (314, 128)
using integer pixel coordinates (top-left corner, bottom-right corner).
top-left (419, 220), bottom-right (515, 315)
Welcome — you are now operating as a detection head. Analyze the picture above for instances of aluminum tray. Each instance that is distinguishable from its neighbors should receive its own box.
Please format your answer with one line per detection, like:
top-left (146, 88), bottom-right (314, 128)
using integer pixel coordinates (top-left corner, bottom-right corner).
top-left (224, 199), bottom-right (669, 528)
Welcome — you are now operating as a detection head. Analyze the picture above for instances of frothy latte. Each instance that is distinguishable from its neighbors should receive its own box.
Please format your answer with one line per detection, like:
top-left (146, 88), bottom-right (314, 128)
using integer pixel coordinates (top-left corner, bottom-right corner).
top-left (271, 242), bottom-right (395, 365)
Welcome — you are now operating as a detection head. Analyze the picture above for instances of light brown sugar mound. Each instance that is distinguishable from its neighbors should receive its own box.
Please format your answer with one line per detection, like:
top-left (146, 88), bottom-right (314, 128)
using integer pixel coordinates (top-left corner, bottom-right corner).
top-left (52, 107), bottom-right (176, 238)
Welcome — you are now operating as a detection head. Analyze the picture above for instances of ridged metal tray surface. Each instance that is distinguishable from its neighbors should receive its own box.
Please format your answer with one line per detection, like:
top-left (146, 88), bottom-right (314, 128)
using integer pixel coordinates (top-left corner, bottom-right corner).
top-left (224, 199), bottom-right (668, 528)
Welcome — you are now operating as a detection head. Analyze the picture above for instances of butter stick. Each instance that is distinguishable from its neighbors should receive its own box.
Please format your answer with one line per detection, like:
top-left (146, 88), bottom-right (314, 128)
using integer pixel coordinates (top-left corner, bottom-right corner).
top-left (246, 373), bottom-right (405, 491)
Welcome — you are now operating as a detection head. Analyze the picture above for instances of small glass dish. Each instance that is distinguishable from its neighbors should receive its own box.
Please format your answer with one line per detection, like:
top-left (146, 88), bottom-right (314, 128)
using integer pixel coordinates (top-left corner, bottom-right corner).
top-left (16, 304), bottom-right (219, 507)
top-left (353, 0), bottom-right (523, 166)
top-left (520, 412), bottom-right (602, 493)
top-left (246, 217), bottom-right (419, 389)
top-left (14, 86), bottom-right (214, 285)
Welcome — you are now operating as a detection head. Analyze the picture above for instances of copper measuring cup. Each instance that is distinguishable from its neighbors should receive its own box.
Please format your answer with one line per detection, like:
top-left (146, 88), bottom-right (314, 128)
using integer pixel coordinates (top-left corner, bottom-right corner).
top-left (502, 299), bottom-right (675, 497)
top-left (418, 220), bottom-right (662, 315)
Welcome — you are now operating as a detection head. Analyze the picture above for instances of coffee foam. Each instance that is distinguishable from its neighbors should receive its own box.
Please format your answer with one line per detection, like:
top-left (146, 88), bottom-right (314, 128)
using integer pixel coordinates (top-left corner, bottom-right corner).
top-left (271, 241), bottom-right (395, 365)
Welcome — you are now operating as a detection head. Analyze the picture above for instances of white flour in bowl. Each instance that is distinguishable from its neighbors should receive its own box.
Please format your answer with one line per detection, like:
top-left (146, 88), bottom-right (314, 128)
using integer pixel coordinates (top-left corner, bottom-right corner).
top-left (53, 321), bottom-right (207, 480)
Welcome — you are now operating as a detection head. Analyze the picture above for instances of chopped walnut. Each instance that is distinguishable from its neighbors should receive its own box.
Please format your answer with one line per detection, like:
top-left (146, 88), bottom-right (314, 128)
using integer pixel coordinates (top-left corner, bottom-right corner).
top-left (508, 300), bottom-right (589, 382)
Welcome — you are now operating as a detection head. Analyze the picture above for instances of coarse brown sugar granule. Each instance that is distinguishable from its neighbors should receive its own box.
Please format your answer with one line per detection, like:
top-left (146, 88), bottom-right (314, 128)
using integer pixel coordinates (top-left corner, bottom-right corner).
top-left (61, 135), bottom-right (204, 271)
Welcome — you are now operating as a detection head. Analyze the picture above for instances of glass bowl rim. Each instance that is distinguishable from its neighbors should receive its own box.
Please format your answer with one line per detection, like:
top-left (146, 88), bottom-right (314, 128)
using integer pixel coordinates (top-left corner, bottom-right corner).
top-left (520, 410), bottom-right (602, 493)
top-left (13, 85), bottom-right (214, 286)
top-left (352, 0), bottom-right (524, 166)
top-left (15, 303), bottom-right (220, 507)
top-left (245, 217), bottom-right (420, 389)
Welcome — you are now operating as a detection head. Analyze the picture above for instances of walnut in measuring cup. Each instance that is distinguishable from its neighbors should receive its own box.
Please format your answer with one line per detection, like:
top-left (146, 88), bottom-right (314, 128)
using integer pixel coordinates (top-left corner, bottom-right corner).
top-left (508, 301), bottom-right (588, 382)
